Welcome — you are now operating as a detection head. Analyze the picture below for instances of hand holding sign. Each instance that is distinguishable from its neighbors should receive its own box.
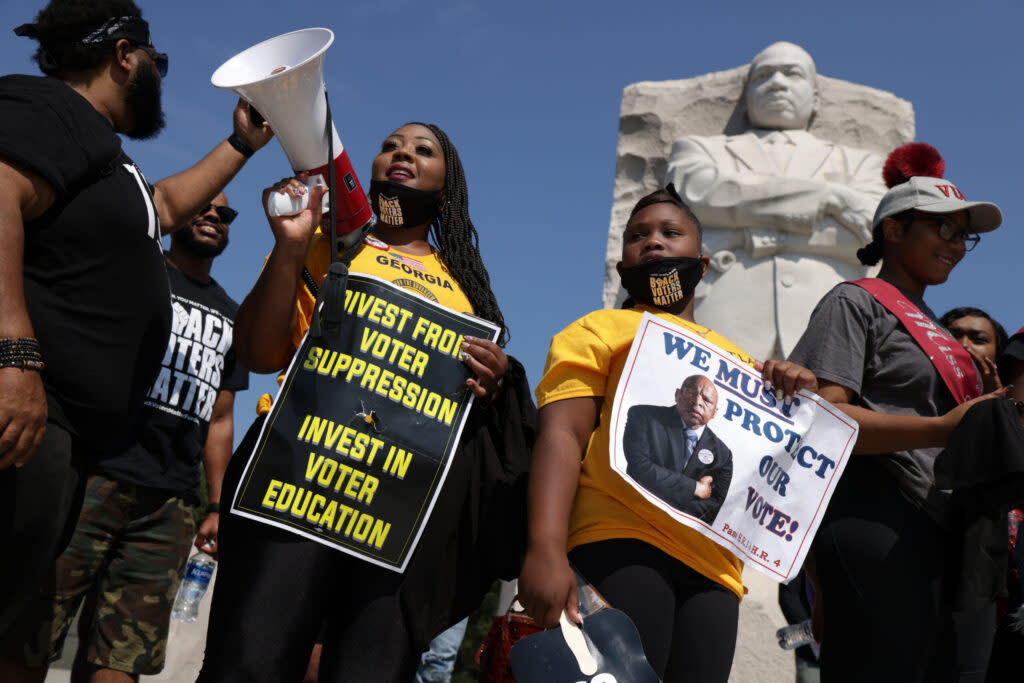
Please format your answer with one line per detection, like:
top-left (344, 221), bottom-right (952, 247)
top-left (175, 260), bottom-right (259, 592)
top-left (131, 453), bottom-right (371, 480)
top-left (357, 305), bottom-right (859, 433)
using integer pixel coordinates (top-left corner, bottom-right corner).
top-left (611, 312), bottom-right (858, 581)
top-left (757, 359), bottom-right (819, 405)
top-left (461, 335), bottom-right (508, 399)
top-left (519, 545), bottom-right (582, 629)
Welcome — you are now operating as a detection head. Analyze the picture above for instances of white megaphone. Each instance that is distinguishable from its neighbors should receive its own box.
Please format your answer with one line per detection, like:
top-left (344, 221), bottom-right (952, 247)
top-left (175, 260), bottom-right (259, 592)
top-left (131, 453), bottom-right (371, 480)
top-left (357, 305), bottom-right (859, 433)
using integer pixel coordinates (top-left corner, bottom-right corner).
top-left (211, 28), bottom-right (373, 242)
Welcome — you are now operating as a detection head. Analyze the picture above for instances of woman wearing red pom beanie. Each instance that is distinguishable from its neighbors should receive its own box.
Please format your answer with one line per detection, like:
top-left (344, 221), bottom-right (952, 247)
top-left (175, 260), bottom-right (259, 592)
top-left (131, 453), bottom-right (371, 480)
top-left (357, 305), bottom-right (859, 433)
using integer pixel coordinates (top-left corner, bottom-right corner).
top-left (788, 143), bottom-right (1007, 681)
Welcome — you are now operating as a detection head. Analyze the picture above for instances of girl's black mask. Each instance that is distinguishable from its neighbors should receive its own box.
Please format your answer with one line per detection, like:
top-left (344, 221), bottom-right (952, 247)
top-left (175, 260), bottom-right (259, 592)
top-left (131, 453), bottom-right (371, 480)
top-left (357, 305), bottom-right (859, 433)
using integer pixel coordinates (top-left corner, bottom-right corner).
top-left (368, 180), bottom-right (442, 228)
top-left (619, 257), bottom-right (705, 308)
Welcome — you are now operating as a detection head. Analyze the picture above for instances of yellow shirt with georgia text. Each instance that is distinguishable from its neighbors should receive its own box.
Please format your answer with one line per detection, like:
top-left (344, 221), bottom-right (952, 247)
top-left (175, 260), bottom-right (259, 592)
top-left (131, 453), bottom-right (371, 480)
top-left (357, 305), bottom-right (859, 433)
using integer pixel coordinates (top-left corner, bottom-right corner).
top-left (291, 231), bottom-right (473, 348)
top-left (256, 231), bottom-right (473, 414)
top-left (535, 305), bottom-right (756, 599)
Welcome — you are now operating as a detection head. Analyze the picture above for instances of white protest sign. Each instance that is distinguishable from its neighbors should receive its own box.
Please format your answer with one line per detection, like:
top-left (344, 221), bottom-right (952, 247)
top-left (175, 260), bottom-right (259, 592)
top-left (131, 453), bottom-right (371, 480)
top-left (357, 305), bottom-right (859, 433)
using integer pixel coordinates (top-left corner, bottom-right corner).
top-left (610, 312), bottom-right (857, 581)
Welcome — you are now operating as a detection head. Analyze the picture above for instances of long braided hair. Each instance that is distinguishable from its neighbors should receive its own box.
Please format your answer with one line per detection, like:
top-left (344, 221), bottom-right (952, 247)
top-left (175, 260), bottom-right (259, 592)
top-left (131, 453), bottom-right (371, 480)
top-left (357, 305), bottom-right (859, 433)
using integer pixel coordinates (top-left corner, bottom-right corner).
top-left (408, 122), bottom-right (509, 346)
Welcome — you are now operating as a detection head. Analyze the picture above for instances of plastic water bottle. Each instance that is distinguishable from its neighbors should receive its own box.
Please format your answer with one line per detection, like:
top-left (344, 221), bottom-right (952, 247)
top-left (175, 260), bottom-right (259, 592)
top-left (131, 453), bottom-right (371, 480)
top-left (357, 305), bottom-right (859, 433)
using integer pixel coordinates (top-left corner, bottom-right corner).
top-left (776, 619), bottom-right (816, 650)
top-left (171, 551), bottom-right (215, 622)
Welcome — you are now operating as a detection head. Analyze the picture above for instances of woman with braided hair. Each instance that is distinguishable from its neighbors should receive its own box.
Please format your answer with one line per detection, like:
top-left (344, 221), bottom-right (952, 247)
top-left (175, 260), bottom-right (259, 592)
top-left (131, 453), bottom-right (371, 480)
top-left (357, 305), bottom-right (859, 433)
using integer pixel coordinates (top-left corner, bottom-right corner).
top-left (198, 123), bottom-right (534, 683)
top-left (236, 122), bottom-right (508, 373)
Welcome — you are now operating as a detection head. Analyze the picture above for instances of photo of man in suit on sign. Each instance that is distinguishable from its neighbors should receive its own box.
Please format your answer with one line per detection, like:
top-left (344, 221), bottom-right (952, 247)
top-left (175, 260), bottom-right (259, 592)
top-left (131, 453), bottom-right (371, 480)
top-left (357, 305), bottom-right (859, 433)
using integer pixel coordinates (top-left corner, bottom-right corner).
top-left (624, 374), bottom-right (732, 523)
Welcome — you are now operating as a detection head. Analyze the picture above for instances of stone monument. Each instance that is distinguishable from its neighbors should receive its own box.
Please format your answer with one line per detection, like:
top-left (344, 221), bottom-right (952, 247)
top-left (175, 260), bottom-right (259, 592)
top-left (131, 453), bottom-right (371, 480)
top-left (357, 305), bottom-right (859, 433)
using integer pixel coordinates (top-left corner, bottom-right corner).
top-left (604, 41), bottom-right (915, 361)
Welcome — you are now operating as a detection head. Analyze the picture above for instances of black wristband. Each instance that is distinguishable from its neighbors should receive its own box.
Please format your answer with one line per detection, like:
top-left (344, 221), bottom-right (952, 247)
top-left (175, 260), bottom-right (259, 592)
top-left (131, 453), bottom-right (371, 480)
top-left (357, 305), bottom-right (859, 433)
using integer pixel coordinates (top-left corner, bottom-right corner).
top-left (227, 133), bottom-right (254, 158)
top-left (206, 502), bottom-right (221, 514)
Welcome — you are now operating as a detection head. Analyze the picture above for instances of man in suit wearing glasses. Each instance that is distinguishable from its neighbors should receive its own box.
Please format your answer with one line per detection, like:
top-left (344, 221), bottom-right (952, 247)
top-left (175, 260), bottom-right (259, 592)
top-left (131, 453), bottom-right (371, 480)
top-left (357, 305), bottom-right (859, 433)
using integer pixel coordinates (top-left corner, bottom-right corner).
top-left (625, 374), bottom-right (733, 524)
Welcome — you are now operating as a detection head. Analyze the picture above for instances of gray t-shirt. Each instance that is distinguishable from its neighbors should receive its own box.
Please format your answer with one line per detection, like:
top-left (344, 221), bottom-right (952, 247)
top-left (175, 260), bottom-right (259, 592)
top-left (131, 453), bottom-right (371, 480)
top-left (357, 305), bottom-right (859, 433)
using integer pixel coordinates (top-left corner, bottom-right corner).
top-left (788, 282), bottom-right (956, 523)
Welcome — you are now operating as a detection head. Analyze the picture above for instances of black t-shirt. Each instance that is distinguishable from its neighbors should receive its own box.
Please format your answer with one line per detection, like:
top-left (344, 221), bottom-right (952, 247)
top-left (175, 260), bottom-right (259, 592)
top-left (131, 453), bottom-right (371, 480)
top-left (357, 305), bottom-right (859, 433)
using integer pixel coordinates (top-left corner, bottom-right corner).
top-left (0, 75), bottom-right (171, 456)
top-left (96, 265), bottom-right (248, 497)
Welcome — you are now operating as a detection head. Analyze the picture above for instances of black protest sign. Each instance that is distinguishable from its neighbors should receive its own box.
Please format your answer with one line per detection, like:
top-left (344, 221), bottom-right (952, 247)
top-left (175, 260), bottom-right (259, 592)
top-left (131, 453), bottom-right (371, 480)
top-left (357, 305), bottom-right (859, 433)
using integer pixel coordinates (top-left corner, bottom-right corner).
top-left (232, 273), bottom-right (498, 572)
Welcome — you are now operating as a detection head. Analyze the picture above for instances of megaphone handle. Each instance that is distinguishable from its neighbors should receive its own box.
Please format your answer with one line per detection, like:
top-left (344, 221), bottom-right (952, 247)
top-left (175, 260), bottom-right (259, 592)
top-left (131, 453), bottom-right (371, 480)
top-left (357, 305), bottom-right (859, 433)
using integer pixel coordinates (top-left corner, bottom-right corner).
top-left (265, 178), bottom-right (329, 217)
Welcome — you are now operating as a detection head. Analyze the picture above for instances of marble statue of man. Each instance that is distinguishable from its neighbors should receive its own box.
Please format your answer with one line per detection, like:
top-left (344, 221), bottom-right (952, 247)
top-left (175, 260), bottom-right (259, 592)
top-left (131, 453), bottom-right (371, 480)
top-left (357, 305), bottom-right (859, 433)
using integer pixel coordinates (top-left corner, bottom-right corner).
top-left (666, 42), bottom-right (886, 360)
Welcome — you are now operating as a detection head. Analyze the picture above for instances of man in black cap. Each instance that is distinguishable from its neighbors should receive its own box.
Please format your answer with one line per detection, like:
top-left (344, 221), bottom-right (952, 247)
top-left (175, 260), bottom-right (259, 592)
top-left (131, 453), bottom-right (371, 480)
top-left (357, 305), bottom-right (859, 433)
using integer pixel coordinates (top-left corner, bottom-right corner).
top-left (0, 2), bottom-right (270, 678)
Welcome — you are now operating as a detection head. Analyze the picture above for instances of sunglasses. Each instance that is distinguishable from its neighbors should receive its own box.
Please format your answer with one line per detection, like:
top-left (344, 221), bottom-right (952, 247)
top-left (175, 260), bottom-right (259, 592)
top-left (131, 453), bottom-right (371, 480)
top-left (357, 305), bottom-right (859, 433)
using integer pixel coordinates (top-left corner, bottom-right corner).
top-left (912, 214), bottom-right (980, 252)
top-left (132, 44), bottom-right (168, 78)
top-left (199, 203), bottom-right (238, 225)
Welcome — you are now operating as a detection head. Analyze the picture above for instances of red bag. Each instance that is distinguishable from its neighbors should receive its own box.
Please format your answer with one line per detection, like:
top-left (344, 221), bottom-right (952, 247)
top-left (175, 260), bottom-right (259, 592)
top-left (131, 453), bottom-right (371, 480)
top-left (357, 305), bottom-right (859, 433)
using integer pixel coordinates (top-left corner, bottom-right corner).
top-left (476, 601), bottom-right (543, 683)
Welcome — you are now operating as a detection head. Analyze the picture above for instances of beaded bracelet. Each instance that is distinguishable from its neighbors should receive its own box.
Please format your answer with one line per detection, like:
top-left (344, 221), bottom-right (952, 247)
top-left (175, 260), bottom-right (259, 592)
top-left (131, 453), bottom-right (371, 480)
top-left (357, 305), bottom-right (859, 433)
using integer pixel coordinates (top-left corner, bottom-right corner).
top-left (0, 337), bottom-right (45, 371)
top-left (0, 337), bottom-right (41, 350)
top-left (0, 357), bottom-right (45, 371)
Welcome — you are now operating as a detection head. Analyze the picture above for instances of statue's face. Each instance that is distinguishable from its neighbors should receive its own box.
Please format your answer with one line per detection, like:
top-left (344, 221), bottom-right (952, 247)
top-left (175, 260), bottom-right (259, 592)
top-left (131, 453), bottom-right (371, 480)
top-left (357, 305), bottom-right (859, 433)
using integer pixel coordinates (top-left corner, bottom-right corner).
top-left (745, 43), bottom-right (816, 130)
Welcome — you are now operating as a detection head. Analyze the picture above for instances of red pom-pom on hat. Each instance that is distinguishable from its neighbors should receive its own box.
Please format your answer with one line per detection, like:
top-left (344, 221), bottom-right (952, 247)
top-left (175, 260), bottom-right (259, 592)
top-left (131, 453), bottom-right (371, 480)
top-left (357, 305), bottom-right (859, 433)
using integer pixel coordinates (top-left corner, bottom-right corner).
top-left (882, 143), bottom-right (945, 188)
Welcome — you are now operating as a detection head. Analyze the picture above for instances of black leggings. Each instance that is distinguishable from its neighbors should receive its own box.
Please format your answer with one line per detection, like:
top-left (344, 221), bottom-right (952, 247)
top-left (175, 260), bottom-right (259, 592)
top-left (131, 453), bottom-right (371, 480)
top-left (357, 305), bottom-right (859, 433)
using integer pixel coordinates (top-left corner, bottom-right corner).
top-left (813, 458), bottom-right (967, 682)
top-left (197, 509), bottom-right (423, 683)
top-left (569, 538), bottom-right (739, 683)
top-left (197, 427), bottom-right (424, 683)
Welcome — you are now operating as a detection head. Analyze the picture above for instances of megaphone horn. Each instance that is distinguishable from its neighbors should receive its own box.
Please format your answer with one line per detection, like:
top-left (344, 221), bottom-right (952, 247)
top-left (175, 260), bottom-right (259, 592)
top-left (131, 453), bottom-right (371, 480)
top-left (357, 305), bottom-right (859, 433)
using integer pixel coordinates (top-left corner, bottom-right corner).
top-left (211, 28), bottom-right (373, 241)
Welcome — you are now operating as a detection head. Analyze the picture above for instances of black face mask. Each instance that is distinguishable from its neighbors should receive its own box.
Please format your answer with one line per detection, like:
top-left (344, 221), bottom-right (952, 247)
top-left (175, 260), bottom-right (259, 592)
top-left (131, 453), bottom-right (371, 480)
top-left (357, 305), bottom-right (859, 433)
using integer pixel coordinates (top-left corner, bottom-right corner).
top-left (368, 180), bottom-right (442, 228)
top-left (619, 257), bottom-right (704, 308)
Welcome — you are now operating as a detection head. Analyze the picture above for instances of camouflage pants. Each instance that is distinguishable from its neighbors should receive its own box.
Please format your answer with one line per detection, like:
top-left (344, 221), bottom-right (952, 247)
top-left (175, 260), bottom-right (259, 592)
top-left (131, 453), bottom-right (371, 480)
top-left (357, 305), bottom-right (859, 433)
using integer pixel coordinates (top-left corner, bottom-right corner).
top-left (40, 474), bottom-right (195, 673)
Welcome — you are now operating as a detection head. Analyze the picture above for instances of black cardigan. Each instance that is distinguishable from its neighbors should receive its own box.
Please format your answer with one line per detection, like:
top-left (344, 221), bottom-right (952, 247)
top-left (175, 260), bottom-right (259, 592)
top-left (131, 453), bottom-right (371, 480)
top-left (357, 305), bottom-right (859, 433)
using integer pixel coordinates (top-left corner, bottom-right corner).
top-left (935, 398), bottom-right (1024, 612)
top-left (392, 355), bottom-right (536, 645)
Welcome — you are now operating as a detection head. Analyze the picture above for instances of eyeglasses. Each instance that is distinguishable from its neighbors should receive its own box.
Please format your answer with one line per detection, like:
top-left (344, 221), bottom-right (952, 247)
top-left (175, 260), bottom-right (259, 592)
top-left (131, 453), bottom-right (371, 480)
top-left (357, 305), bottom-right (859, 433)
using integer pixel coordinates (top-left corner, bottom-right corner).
top-left (132, 44), bottom-right (168, 78)
top-left (913, 214), bottom-right (980, 251)
top-left (200, 204), bottom-right (238, 225)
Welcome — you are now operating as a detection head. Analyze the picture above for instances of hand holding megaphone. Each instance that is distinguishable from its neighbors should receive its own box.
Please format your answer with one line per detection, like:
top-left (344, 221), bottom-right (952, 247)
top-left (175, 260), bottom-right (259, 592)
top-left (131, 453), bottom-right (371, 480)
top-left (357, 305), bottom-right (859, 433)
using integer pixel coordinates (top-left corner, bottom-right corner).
top-left (265, 173), bottom-right (329, 217)
top-left (212, 29), bottom-right (374, 239)
top-left (231, 97), bottom-right (274, 153)
top-left (262, 175), bottom-right (327, 247)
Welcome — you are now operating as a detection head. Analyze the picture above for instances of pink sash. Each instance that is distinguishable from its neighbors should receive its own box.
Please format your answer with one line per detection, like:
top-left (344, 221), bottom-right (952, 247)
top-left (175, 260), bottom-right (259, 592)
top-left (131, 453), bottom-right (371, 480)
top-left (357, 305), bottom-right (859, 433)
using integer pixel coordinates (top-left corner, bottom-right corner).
top-left (849, 278), bottom-right (982, 404)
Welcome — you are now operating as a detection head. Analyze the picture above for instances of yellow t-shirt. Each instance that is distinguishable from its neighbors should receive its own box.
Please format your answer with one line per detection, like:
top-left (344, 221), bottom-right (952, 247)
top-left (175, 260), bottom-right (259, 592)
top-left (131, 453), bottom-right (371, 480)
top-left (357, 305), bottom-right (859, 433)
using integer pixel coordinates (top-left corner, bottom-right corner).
top-left (257, 232), bottom-right (474, 414)
top-left (535, 305), bottom-right (756, 599)
top-left (291, 231), bottom-right (473, 348)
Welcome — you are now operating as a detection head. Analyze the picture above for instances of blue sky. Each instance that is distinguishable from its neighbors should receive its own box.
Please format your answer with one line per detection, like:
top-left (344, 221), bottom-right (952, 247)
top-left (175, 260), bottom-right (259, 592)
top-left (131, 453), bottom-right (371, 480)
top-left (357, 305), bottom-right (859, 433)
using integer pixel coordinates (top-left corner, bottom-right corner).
top-left (2, 0), bottom-right (1021, 441)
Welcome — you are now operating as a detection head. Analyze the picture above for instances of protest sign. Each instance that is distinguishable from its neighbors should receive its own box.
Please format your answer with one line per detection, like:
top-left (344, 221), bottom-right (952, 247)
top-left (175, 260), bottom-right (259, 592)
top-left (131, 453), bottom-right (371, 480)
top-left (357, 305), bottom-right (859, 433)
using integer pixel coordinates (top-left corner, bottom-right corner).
top-left (610, 312), bottom-right (858, 581)
top-left (511, 609), bottom-right (659, 683)
top-left (231, 273), bottom-right (498, 572)
top-left (511, 577), bottom-right (659, 683)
